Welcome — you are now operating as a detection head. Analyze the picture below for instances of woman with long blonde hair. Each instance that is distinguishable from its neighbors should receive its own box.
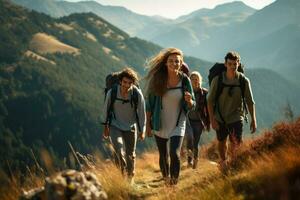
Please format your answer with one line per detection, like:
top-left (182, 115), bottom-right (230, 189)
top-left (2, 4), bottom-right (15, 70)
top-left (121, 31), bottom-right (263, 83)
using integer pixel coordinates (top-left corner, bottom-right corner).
top-left (145, 48), bottom-right (195, 185)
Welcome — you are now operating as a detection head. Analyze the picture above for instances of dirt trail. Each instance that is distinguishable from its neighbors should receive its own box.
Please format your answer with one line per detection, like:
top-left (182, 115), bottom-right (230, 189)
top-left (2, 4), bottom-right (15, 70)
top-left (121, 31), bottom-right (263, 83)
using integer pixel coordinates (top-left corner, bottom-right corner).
top-left (132, 158), bottom-right (220, 199)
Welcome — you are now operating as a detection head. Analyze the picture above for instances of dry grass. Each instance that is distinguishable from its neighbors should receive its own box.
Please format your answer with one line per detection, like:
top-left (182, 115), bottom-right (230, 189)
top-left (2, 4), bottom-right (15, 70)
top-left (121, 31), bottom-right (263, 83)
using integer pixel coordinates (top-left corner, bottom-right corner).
top-left (93, 161), bottom-right (133, 199)
top-left (103, 29), bottom-right (114, 38)
top-left (29, 33), bottom-right (80, 55)
top-left (1, 118), bottom-right (300, 199)
top-left (111, 55), bottom-right (120, 61)
top-left (24, 50), bottom-right (56, 65)
top-left (83, 31), bottom-right (97, 42)
top-left (102, 46), bottom-right (112, 54)
top-left (229, 146), bottom-right (300, 200)
top-left (54, 23), bottom-right (74, 31)
top-left (0, 168), bottom-right (44, 200)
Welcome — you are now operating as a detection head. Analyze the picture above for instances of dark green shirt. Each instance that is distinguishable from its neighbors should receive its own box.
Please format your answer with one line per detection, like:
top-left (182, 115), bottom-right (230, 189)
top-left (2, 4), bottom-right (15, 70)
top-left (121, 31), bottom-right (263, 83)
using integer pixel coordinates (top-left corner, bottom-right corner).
top-left (207, 72), bottom-right (255, 124)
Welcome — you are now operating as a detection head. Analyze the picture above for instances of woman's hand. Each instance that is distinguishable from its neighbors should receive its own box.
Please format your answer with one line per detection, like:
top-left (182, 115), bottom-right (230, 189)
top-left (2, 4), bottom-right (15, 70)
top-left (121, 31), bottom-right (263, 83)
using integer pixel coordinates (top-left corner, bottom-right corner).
top-left (184, 91), bottom-right (193, 107)
top-left (146, 123), bottom-right (153, 137)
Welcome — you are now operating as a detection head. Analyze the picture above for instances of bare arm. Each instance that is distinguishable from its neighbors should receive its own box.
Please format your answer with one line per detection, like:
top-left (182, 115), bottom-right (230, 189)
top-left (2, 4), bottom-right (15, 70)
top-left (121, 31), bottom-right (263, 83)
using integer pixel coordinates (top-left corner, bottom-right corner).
top-left (207, 101), bottom-right (219, 131)
top-left (248, 103), bottom-right (257, 133)
top-left (245, 78), bottom-right (256, 133)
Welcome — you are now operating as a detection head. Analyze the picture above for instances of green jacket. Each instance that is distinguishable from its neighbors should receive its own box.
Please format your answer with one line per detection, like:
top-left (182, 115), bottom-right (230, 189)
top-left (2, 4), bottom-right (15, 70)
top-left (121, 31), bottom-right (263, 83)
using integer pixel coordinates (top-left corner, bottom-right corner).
top-left (146, 74), bottom-right (195, 131)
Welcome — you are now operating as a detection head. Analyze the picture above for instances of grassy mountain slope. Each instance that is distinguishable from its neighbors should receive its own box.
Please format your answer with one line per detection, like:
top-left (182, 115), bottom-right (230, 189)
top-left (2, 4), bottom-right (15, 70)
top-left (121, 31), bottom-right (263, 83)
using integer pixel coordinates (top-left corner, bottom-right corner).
top-left (2, 118), bottom-right (300, 199)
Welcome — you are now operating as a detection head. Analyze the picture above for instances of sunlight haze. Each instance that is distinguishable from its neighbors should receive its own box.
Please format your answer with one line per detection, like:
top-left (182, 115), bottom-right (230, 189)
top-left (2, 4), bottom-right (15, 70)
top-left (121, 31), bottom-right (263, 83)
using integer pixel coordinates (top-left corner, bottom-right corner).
top-left (65, 0), bottom-right (276, 18)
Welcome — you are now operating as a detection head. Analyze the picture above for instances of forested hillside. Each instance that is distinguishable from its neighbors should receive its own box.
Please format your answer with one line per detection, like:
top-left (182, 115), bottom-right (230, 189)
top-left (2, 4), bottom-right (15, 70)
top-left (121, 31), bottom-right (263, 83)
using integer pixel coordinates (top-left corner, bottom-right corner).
top-left (0, 0), bottom-right (163, 170)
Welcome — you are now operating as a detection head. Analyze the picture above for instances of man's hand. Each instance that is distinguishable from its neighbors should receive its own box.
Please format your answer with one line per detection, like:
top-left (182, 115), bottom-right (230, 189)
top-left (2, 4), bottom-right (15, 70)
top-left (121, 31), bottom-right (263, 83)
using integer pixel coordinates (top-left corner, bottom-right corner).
top-left (211, 118), bottom-right (219, 131)
top-left (103, 125), bottom-right (110, 139)
top-left (250, 119), bottom-right (257, 134)
top-left (138, 132), bottom-right (145, 141)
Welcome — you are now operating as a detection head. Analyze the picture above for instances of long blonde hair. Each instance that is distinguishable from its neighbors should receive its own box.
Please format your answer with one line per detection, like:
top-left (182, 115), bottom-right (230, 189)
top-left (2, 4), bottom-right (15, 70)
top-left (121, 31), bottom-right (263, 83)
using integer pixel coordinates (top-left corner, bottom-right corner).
top-left (145, 48), bottom-right (183, 96)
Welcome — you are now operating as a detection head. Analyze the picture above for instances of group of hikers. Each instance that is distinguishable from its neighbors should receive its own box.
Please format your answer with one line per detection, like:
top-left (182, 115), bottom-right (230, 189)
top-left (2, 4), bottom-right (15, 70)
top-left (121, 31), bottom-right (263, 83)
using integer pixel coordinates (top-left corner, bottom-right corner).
top-left (101, 47), bottom-right (257, 186)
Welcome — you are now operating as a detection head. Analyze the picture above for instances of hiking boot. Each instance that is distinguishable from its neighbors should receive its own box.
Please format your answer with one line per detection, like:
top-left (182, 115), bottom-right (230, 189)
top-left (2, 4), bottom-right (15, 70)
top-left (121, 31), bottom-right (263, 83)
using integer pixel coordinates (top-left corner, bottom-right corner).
top-left (163, 176), bottom-right (171, 185)
top-left (187, 161), bottom-right (193, 168)
top-left (127, 176), bottom-right (135, 185)
top-left (218, 160), bottom-right (228, 174)
top-left (169, 178), bottom-right (178, 185)
top-left (192, 159), bottom-right (198, 169)
top-left (187, 152), bottom-right (193, 168)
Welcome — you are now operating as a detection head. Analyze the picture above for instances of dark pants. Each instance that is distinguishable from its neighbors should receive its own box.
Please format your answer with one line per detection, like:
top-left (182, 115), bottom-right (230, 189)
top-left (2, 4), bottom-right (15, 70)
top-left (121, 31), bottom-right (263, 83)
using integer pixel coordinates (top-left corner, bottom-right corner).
top-left (154, 135), bottom-right (184, 180)
top-left (186, 120), bottom-right (204, 163)
top-left (110, 126), bottom-right (137, 176)
top-left (216, 120), bottom-right (243, 143)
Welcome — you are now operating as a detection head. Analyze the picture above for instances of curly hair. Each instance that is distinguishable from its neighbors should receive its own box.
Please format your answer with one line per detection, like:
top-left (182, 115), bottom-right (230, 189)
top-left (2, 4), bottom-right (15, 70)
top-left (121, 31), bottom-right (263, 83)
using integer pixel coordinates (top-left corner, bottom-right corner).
top-left (224, 51), bottom-right (240, 62)
top-left (118, 67), bottom-right (139, 85)
top-left (145, 48), bottom-right (183, 96)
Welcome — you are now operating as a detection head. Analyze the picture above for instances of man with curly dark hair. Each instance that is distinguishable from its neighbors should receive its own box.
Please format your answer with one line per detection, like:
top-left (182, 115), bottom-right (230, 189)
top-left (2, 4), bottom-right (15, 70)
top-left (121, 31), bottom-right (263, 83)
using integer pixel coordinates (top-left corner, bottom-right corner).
top-left (102, 67), bottom-right (146, 184)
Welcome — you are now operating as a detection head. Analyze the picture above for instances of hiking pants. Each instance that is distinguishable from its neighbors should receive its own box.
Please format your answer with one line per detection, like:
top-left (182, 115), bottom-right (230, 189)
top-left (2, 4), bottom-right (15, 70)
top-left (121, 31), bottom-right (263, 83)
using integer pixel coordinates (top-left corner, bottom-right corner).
top-left (186, 119), bottom-right (204, 162)
top-left (155, 135), bottom-right (184, 180)
top-left (110, 126), bottom-right (137, 176)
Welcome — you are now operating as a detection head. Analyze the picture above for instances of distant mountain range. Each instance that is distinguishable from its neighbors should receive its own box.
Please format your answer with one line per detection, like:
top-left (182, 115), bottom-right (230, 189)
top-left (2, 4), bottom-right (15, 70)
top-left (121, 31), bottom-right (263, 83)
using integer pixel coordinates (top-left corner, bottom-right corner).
top-left (11, 0), bottom-right (172, 36)
top-left (11, 0), bottom-right (300, 85)
top-left (1, 0), bottom-right (300, 170)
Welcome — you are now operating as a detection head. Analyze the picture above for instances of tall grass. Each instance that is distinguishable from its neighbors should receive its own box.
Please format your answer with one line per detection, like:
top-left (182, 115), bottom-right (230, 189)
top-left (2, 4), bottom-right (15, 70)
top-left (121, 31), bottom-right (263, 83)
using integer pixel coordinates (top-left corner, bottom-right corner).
top-left (1, 118), bottom-right (300, 199)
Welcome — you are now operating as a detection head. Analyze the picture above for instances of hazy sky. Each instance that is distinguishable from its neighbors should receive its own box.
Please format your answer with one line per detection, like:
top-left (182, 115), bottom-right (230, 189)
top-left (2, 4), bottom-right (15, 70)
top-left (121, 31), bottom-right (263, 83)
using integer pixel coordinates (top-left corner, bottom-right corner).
top-left (65, 0), bottom-right (276, 19)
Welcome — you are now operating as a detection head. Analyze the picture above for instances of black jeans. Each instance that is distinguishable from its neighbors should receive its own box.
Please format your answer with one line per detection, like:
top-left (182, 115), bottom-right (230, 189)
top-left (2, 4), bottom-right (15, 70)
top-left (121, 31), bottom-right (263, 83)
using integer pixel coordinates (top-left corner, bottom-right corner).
top-left (154, 135), bottom-right (184, 180)
top-left (186, 120), bottom-right (204, 162)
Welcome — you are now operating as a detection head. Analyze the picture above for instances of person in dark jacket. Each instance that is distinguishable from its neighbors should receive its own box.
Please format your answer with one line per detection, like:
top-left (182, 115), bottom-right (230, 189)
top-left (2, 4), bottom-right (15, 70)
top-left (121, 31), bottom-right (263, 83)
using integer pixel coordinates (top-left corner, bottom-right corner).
top-left (186, 71), bottom-right (210, 169)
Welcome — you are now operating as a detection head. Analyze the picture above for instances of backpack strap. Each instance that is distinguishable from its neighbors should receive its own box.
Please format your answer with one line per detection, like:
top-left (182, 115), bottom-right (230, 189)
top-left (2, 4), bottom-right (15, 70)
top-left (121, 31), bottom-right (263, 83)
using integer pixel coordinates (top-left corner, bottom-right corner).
top-left (105, 84), bottom-right (118, 126)
top-left (106, 85), bottom-right (142, 131)
top-left (214, 74), bottom-right (226, 124)
top-left (130, 87), bottom-right (142, 132)
top-left (214, 73), bottom-right (249, 124)
top-left (201, 88), bottom-right (210, 128)
top-left (176, 74), bottom-right (189, 126)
